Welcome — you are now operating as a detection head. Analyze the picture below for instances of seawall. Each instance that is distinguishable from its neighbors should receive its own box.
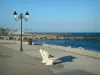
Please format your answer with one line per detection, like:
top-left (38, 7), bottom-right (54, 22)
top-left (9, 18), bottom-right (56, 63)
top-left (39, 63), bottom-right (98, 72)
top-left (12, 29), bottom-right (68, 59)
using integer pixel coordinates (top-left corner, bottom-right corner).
top-left (1, 39), bottom-right (100, 59)
top-left (0, 40), bottom-right (28, 44)
top-left (43, 43), bottom-right (100, 59)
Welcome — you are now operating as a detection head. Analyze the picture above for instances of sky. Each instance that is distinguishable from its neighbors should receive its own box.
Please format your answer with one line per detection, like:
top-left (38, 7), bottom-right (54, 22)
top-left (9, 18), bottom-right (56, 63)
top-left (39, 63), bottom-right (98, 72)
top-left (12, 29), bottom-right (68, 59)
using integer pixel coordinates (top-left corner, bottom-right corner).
top-left (0, 0), bottom-right (100, 32)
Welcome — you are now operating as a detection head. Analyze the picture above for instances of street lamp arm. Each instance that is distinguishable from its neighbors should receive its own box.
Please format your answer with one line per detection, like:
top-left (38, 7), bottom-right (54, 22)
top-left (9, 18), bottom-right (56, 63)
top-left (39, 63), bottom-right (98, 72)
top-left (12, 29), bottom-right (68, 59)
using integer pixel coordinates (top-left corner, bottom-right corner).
top-left (19, 14), bottom-right (28, 21)
top-left (23, 16), bottom-right (28, 21)
top-left (14, 14), bottom-right (28, 21)
top-left (20, 14), bottom-right (28, 21)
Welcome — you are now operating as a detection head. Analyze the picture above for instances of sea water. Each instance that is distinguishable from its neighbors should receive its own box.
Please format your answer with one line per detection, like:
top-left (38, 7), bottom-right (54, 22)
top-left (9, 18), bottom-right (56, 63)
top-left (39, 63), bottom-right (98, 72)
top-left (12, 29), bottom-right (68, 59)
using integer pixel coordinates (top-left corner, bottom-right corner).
top-left (33, 33), bottom-right (100, 52)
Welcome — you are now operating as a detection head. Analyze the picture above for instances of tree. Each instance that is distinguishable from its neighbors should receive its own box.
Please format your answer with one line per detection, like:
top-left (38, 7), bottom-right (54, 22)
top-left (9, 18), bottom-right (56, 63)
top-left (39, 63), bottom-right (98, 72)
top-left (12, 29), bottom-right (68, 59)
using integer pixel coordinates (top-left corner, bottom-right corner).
top-left (0, 28), bottom-right (12, 35)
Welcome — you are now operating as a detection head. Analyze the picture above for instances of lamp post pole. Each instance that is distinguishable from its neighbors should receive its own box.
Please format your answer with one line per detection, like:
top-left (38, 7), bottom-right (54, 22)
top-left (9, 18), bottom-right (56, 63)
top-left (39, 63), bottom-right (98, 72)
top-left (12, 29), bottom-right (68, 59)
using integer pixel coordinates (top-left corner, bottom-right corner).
top-left (20, 13), bottom-right (23, 51)
top-left (13, 11), bottom-right (29, 51)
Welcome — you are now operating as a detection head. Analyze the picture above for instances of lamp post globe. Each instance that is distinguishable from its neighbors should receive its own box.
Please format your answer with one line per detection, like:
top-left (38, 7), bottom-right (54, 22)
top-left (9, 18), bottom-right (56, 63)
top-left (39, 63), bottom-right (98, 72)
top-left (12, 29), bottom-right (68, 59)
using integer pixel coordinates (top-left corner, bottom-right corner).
top-left (13, 11), bottom-right (18, 19)
top-left (25, 12), bottom-right (29, 18)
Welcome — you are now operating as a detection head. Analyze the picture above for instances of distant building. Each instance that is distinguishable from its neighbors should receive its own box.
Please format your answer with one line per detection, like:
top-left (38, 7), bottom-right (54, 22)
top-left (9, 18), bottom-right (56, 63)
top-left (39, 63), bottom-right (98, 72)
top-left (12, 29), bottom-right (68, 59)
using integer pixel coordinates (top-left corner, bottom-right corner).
top-left (9, 32), bottom-right (24, 35)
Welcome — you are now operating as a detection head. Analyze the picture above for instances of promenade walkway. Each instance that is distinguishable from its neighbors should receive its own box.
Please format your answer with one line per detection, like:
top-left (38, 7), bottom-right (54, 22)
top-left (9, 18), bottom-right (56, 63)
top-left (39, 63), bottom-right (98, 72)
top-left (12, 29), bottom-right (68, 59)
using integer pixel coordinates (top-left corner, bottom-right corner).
top-left (0, 44), bottom-right (53, 75)
top-left (0, 40), bottom-right (100, 75)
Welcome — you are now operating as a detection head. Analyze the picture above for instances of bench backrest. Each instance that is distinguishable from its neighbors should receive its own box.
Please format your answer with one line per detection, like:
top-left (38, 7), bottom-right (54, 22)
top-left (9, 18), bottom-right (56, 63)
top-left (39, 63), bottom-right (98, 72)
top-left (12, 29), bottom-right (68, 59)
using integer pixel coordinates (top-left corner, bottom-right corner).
top-left (43, 51), bottom-right (49, 60)
top-left (39, 49), bottom-right (45, 59)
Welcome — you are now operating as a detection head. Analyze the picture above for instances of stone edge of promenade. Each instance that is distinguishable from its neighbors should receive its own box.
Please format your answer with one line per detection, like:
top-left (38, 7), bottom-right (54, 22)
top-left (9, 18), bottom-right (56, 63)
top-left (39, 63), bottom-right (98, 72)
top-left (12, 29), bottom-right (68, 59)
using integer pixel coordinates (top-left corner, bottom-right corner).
top-left (0, 40), bottom-right (28, 44)
top-left (43, 44), bottom-right (100, 59)
top-left (1, 40), bottom-right (100, 59)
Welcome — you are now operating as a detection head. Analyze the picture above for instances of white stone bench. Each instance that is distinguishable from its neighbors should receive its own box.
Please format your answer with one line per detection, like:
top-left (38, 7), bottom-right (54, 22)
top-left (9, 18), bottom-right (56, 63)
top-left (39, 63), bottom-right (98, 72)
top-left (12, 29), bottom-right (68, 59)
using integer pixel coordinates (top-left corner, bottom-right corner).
top-left (39, 49), bottom-right (60, 65)
top-left (39, 49), bottom-right (47, 63)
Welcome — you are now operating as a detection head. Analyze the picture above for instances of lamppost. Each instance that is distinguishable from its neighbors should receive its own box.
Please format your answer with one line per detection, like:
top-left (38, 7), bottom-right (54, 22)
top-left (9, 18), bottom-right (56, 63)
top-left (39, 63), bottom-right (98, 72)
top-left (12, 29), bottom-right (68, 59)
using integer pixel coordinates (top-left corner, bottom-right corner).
top-left (13, 11), bottom-right (29, 51)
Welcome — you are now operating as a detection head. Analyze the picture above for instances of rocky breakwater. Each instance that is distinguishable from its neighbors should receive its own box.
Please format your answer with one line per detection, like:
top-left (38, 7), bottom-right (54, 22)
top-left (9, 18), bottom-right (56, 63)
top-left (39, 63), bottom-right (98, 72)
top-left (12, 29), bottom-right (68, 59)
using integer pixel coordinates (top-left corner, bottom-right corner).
top-left (0, 34), bottom-right (100, 40)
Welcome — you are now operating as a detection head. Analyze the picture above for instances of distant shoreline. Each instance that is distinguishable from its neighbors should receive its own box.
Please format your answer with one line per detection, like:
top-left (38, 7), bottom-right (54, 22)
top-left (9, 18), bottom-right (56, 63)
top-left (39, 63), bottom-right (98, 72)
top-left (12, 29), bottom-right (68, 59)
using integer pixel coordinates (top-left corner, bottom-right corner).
top-left (0, 35), bottom-right (100, 40)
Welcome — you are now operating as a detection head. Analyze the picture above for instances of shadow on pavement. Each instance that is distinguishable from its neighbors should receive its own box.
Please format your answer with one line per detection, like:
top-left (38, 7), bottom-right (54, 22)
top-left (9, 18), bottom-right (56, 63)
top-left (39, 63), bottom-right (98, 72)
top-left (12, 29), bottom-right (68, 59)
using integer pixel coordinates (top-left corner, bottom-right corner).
top-left (54, 55), bottom-right (76, 64)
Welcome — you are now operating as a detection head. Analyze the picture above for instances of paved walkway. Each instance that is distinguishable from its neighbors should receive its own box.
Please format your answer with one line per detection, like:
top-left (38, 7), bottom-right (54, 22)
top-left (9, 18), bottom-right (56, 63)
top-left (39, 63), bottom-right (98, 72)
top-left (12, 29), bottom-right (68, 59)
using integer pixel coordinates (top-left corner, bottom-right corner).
top-left (2, 43), bottom-right (100, 75)
top-left (0, 44), bottom-right (54, 75)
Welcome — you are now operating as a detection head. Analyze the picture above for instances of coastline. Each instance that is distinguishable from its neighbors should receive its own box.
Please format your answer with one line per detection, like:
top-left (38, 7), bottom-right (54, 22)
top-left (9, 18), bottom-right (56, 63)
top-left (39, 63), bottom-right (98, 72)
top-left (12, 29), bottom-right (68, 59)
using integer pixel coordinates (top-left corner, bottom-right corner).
top-left (42, 43), bottom-right (100, 59)
top-left (0, 40), bottom-right (100, 75)
top-left (0, 35), bottom-right (100, 40)
top-left (1, 40), bottom-right (100, 75)
top-left (33, 40), bottom-right (100, 52)
top-left (0, 40), bottom-right (100, 59)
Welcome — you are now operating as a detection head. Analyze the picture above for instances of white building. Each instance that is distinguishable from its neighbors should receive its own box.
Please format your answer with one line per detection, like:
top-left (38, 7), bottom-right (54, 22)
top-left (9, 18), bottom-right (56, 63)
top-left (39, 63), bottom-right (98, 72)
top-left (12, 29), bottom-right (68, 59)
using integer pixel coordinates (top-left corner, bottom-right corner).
top-left (8, 32), bottom-right (24, 35)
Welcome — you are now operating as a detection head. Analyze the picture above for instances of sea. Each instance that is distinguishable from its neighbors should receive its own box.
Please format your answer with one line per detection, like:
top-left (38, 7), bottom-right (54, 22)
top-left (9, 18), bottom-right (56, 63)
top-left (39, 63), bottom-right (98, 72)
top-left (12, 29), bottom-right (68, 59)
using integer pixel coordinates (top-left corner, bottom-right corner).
top-left (33, 33), bottom-right (100, 52)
